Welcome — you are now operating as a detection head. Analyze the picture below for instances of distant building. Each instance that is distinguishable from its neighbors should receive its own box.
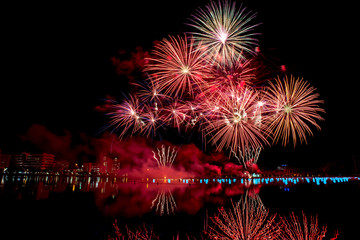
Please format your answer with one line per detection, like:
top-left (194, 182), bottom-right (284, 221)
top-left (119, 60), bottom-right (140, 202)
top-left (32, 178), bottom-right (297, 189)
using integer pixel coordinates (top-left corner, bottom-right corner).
top-left (82, 162), bottom-right (100, 174)
top-left (11, 152), bottom-right (55, 171)
top-left (53, 160), bottom-right (69, 172)
top-left (113, 157), bottom-right (120, 171)
top-left (100, 156), bottom-right (112, 173)
top-left (0, 150), bottom-right (11, 170)
top-left (276, 164), bottom-right (298, 176)
top-left (82, 155), bottom-right (121, 175)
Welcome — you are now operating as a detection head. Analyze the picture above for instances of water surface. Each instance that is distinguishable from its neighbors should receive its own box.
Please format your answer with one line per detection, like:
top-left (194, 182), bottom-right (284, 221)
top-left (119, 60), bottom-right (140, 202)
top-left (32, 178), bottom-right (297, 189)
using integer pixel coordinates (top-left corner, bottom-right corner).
top-left (0, 174), bottom-right (359, 239)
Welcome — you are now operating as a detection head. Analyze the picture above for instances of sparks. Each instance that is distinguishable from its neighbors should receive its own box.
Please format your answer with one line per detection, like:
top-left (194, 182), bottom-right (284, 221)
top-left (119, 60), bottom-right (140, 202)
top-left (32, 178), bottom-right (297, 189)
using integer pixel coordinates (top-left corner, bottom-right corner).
top-left (151, 189), bottom-right (177, 216)
top-left (264, 75), bottom-right (325, 147)
top-left (152, 145), bottom-right (178, 168)
top-left (218, 28), bottom-right (228, 44)
top-left (279, 212), bottom-right (339, 240)
top-left (188, 0), bottom-right (259, 66)
top-left (206, 198), bottom-right (281, 239)
top-left (144, 34), bottom-right (210, 97)
top-left (201, 86), bottom-right (270, 156)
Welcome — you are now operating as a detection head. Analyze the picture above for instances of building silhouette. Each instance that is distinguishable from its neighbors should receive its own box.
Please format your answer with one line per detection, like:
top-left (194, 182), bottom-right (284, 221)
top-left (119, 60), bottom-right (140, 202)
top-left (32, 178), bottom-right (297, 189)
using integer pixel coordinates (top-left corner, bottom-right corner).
top-left (0, 150), bottom-right (11, 170)
top-left (11, 152), bottom-right (55, 171)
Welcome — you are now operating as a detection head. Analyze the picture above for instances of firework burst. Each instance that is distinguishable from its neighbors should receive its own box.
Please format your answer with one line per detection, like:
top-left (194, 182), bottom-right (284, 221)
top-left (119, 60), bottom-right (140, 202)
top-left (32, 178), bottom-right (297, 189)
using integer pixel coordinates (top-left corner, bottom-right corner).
top-left (105, 1), bottom-right (326, 170)
top-left (135, 75), bottom-right (170, 105)
top-left (264, 75), bottom-right (325, 147)
top-left (144, 34), bottom-right (210, 97)
top-left (200, 57), bottom-right (256, 101)
top-left (202, 86), bottom-right (270, 156)
top-left (188, 0), bottom-right (259, 66)
top-left (140, 105), bottom-right (162, 138)
top-left (162, 100), bottom-right (189, 132)
top-left (108, 95), bottom-right (145, 139)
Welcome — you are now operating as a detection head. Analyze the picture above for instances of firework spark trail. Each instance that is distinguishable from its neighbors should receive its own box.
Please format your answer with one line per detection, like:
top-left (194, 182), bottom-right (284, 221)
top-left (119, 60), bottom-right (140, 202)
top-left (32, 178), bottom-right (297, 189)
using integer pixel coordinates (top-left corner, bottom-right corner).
top-left (264, 75), bottom-right (325, 147)
top-left (206, 198), bottom-right (281, 239)
top-left (240, 189), bottom-right (265, 212)
top-left (126, 225), bottom-right (159, 240)
top-left (188, 0), bottom-right (259, 66)
top-left (144, 34), bottom-right (210, 97)
top-left (152, 145), bottom-right (178, 168)
top-left (279, 211), bottom-right (338, 240)
top-left (232, 146), bottom-right (261, 171)
top-left (110, 219), bottom-right (159, 240)
top-left (151, 189), bottom-right (177, 216)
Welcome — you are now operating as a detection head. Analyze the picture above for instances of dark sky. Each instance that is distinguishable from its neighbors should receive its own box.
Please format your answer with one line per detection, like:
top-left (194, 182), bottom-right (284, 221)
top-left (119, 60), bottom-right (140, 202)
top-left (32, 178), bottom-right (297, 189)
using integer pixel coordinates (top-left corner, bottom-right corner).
top-left (1, 1), bottom-right (358, 169)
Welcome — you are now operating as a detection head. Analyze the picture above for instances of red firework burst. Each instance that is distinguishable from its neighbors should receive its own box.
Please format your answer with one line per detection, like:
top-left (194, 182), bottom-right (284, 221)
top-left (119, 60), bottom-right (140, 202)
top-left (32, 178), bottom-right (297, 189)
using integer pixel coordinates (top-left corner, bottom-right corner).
top-left (144, 34), bottom-right (210, 97)
top-left (108, 94), bottom-right (144, 139)
top-left (201, 86), bottom-right (270, 156)
top-left (200, 57), bottom-right (256, 102)
top-left (162, 100), bottom-right (189, 132)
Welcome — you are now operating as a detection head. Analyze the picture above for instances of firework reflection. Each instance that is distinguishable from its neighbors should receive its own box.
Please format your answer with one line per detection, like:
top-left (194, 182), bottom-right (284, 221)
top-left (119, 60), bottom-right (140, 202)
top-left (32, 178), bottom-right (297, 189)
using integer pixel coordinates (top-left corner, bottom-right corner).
top-left (206, 196), bottom-right (281, 239)
top-left (151, 187), bottom-right (177, 216)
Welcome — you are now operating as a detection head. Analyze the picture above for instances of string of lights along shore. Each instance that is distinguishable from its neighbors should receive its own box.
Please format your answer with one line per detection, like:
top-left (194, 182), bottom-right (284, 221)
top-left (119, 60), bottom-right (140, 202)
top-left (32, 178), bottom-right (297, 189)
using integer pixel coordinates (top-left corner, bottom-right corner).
top-left (106, 0), bottom-right (325, 170)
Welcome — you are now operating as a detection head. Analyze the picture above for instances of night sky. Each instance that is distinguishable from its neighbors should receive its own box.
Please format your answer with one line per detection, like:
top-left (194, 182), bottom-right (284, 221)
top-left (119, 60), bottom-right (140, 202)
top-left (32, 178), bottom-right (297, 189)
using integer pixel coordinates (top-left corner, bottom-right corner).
top-left (1, 1), bottom-right (358, 170)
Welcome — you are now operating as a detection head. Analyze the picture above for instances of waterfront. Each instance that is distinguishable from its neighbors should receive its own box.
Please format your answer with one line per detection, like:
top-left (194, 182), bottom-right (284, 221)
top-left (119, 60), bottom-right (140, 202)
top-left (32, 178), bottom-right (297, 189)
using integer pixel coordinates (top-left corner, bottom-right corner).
top-left (0, 174), bottom-right (359, 239)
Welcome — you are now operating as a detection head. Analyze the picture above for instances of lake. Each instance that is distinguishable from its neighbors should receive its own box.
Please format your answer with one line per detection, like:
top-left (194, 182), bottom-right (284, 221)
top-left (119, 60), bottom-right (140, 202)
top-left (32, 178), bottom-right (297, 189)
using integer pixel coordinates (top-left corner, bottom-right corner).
top-left (0, 174), bottom-right (359, 239)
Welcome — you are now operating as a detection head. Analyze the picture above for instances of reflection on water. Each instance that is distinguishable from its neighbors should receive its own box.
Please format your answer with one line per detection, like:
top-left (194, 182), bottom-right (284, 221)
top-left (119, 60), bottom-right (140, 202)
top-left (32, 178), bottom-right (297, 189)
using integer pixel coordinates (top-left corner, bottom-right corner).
top-left (151, 187), bottom-right (177, 216)
top-left (1, 174), bottom-right (359, 216)
top-left (1, 174), bottom-right (359, 239)
top-left (206, 195), bottom-right (281, 239)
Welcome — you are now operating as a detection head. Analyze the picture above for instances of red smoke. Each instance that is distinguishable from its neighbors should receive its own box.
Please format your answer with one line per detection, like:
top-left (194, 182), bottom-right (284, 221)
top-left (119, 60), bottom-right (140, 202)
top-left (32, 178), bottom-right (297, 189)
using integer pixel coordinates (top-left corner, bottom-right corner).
top-left (21, 124), bottom-right (91, 165)
top-left (21, 124), bottom-right (251, 178)
top-left (110, 46), bottom-right (150, 81)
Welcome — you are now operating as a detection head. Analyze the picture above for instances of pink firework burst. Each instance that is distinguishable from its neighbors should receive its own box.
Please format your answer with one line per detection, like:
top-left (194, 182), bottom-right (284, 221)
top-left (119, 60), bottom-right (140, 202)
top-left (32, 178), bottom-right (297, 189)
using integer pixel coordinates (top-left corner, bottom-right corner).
top-left (264, 75), bottom-right (325, 147)
top-left (144, 34), bottom-right (210, 97)
top-left (108, 94), bottom-right (145, 139)
top-left (139, 105), bottom-right (163, 138)
top-left (201, 86), bottom-right (270, 156)
top-left (200, 57), bottom-right (256, 102)
top-left (162, 100), bottom-right (189, 132)
top-left (135, 75), bottom-right (170, 105)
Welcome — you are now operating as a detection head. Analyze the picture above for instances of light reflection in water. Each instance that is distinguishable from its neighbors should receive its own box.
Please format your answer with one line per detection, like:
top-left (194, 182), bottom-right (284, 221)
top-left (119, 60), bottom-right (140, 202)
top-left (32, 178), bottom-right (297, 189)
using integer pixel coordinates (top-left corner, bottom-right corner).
top-left (0, 174), bottom-right (359, 216)
top-left (1, 174), bottom-right (359, 238)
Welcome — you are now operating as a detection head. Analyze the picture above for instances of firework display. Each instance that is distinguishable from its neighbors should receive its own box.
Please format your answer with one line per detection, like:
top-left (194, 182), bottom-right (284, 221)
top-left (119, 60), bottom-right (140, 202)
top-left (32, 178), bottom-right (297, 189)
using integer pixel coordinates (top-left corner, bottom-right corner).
top-left (107, 0), bottom-right (325, 169)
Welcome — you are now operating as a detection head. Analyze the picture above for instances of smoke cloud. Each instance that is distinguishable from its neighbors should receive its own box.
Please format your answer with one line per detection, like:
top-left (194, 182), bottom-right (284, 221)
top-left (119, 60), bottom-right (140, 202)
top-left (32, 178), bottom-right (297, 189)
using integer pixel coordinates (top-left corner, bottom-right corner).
top-left (21, 124), bottom-right (248, 177)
